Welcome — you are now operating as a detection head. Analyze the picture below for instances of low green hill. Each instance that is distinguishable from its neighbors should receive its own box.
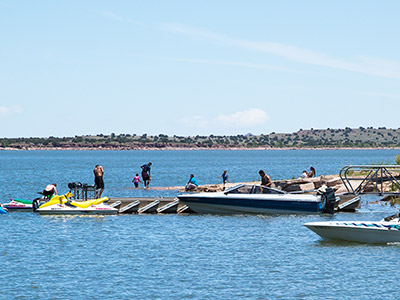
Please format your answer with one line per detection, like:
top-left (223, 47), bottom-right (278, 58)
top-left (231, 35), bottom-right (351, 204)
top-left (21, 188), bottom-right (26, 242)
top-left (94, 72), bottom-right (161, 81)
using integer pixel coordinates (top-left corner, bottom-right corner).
top-left (2, 127), bottom-right (400, 149)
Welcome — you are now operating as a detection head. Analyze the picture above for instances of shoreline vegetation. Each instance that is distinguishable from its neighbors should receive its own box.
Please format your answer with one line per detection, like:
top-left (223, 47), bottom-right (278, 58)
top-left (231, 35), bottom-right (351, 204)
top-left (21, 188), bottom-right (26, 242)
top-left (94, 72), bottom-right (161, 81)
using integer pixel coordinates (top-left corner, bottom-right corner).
top-left (2, 127), bottom-right (400, 150)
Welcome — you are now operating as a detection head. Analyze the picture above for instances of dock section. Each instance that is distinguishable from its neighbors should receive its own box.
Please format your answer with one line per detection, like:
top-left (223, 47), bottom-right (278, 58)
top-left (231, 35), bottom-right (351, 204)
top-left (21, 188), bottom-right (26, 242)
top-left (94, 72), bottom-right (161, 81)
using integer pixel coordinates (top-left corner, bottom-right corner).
top-left (108, 197), bottom-right (193, 214)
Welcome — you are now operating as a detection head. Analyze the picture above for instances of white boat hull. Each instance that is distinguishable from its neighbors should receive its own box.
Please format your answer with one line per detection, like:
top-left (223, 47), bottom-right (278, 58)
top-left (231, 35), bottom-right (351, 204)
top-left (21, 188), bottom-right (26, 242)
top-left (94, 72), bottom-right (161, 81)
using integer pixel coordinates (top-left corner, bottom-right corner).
top-left (304, 221), bottom-right (400, 244)
top-left (37, 204), bottom-right (118, 215)
top-left (3, 203), bottom-right (32, 211)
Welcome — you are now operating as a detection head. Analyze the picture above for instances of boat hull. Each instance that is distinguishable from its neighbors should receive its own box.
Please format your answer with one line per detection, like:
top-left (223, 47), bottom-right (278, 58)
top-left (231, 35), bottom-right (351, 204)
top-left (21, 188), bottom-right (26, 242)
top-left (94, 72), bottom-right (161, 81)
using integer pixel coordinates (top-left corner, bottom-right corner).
top-left (304, 221), bottom-right (400, 244)
top-left (178, 195), bottom-right (323, 214)
top-left (37, 204), bottom-right (118, 215)
top-left (3, 199), bottom-right (35, 211)
top-left (3, 204), bottom-right (32, 211)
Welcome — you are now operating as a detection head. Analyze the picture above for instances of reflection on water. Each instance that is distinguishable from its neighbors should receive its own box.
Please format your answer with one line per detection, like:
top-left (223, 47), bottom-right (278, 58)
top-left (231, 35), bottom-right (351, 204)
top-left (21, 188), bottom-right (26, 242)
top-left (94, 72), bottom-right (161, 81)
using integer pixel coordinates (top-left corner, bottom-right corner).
top-left (2, 205), bottom-right (400, 299)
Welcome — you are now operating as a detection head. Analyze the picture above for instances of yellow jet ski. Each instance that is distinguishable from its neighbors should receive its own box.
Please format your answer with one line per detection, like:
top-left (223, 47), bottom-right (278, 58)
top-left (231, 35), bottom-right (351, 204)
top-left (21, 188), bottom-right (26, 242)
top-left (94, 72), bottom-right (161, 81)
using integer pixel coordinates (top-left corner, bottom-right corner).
top-left (35, 192), bottom-right (118, 215)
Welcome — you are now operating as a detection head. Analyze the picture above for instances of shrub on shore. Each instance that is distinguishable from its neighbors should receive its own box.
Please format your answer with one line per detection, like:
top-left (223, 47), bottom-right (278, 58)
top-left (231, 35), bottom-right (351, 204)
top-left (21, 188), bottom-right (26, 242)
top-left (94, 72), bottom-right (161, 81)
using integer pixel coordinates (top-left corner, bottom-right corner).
top-left (395, 154), bottom-right (400, 165)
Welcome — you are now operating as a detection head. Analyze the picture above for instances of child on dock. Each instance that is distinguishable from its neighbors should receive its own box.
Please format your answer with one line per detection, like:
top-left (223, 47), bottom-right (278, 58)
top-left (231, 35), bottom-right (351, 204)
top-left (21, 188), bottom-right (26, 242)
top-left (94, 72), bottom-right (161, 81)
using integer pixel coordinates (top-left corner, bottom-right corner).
top-left (300, 170), bottom-right (308, 178)
top-left (132, 174), bottom-right (142, 188)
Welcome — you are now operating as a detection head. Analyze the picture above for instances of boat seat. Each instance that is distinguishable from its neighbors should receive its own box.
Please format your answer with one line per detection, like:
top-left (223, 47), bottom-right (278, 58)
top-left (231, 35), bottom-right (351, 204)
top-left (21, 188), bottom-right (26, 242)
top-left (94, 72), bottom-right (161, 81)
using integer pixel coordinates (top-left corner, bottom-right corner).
top-left (70, 197), bottom-right (108, 208)
top-left (39, 198), bottom-right (68, 208)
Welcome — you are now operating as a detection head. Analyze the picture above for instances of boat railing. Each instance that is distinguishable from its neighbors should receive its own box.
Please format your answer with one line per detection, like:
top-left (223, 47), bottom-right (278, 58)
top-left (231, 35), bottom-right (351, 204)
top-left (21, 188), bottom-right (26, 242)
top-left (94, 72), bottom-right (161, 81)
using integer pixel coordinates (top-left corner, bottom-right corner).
top-left (340, 165), bottom-right (400, 195)
top-left (68, 182), bottom-right (97, 200)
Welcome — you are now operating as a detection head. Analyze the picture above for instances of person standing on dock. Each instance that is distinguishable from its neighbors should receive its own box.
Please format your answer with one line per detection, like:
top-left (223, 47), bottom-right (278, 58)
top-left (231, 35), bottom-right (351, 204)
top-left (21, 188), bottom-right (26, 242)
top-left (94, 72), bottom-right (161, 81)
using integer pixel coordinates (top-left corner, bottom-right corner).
top-left (259, 170), bottom-right (272, 187)
top-left (94, 165), bottom-right (105, 198)
top-left (219, 170), bottom-right (229, 189)
top-left (141, 162), bottom-right (152, 188)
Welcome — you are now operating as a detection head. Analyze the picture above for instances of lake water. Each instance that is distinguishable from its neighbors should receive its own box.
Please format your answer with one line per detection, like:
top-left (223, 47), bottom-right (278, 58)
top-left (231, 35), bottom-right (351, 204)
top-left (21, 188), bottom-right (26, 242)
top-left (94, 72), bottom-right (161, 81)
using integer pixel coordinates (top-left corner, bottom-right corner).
top-left (1, 149), bottom-right (400, 299)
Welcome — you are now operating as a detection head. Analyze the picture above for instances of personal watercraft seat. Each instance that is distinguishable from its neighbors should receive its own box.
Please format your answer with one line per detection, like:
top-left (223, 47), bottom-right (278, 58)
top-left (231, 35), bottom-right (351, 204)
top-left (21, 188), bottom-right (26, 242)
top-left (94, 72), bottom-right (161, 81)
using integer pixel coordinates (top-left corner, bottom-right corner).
top-left (12, 198), bottom-right (34, 205)
top-left (69, 197), bottom-right (108, 208)
top-left (38, 192), bottom-right (73, 209)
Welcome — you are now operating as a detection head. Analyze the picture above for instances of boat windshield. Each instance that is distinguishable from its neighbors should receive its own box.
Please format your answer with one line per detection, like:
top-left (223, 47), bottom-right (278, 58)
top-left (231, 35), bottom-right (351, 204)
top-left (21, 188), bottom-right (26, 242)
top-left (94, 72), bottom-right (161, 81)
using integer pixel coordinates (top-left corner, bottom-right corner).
top-left (224, 184), bottom-right (286, 195)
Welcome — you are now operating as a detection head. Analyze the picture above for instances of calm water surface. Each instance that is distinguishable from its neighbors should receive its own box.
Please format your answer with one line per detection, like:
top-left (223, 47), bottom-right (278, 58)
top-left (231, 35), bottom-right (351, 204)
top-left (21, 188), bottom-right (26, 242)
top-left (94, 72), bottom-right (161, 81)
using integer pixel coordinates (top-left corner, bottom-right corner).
top-left (1, 150), bottom-right (400, 299)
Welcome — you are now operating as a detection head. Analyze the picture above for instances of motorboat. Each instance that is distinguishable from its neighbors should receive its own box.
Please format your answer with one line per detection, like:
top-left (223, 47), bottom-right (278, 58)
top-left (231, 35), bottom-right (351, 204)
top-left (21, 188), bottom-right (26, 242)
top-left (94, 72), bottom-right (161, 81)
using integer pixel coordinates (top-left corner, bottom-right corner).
top-left (33, 192), bottom-right (118, 215)
top-left (2, 198), bottom-right (34, 211)
top-left (304, 213), bottom-right (400, 244)
top-left (177, 184), bottom-right (336, 214)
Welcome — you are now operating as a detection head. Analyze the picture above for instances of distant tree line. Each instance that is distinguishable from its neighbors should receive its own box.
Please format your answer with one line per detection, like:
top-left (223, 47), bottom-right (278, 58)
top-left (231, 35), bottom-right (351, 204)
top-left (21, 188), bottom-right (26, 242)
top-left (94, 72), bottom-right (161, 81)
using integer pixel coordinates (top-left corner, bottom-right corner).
top-left (1, 127), bottom-right (400, 149)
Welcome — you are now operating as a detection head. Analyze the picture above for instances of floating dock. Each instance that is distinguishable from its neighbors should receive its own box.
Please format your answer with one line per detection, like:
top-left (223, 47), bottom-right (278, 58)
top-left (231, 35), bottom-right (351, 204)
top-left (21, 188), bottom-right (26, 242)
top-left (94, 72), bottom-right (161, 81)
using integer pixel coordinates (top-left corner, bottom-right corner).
top-left (108, 197), bottom-right (194, 214)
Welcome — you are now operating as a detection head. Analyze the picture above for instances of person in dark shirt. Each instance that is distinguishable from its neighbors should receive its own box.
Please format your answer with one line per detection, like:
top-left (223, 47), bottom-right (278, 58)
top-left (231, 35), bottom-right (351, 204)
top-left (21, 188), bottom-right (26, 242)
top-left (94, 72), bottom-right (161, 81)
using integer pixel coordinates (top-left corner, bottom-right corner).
top-left (141, 162), bottom-right (152, 188)
top-left (259, 170), bottom-right (272, 187)
top-left (220, 170), bottom-right (228, 184)
top-left (219, 170), bottom-right (229, 189)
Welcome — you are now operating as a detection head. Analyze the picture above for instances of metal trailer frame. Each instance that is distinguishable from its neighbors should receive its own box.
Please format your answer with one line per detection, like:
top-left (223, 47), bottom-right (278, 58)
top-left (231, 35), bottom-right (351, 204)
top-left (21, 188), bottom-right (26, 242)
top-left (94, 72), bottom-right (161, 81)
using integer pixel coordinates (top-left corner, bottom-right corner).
top-left (339, 165), bottom-right (400, 195)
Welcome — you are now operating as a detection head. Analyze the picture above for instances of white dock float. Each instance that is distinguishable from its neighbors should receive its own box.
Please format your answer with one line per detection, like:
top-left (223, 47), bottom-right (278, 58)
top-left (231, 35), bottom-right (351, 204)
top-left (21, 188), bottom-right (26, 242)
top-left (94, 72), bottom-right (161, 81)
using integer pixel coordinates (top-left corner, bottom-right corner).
top-left (177, 205), bottom-right (190, 213)
top-left (119, 200), bottom-right (140, 213)
top-left (338, 195), bottom-right (361, 210)
top-left (157, 199), bottom-right (179, 214)
top-left (109, 201), bottom-right (122, 208)
top-left (138, 200), bottom-right (160, 214)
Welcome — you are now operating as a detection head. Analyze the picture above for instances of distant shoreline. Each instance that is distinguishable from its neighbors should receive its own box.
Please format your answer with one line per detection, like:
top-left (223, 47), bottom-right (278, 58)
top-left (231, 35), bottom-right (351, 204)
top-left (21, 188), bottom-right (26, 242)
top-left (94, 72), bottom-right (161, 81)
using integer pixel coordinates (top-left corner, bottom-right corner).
top-left (2, 128), bottom-right (400, 150)
top-left (2, 146), bottom-right (400, 151)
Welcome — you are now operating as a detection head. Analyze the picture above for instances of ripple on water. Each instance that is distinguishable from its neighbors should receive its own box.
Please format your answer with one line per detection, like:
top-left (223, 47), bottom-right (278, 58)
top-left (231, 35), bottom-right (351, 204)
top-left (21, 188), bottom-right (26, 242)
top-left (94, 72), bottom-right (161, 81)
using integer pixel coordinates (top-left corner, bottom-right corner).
top-left (2, 150), bottom-right (400, 299)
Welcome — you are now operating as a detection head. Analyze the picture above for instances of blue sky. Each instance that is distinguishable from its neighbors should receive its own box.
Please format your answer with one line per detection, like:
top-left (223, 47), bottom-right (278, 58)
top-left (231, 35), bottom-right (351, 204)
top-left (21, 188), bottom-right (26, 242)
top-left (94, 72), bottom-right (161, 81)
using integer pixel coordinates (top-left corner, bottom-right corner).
top-left (1, 0), bottom-right (399, 137)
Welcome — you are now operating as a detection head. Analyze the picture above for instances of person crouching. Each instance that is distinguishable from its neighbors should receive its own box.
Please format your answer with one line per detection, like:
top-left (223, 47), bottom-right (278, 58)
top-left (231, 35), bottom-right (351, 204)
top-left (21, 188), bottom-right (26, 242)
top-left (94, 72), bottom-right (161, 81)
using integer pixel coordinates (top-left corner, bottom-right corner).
top-left (185, 174), bottom-right (199, 191)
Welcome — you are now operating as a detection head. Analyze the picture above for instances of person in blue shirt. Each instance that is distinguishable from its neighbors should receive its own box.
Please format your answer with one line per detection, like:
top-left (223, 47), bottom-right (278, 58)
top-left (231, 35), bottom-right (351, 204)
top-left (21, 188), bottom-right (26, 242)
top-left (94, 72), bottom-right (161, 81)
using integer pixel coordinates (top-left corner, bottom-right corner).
top-left (219, 170), bottom-right (228, 188)
top-left (185, 174), bottom-right (198, 191)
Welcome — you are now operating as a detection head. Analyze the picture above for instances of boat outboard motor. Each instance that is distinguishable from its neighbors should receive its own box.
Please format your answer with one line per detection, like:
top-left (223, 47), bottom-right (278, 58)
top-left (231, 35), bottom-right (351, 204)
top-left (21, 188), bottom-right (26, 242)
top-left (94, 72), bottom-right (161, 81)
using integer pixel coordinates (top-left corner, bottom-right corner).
top-left (320, 187), bottom-right (336, 214)
top-left (68, 182), bottom-right (76, 189)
